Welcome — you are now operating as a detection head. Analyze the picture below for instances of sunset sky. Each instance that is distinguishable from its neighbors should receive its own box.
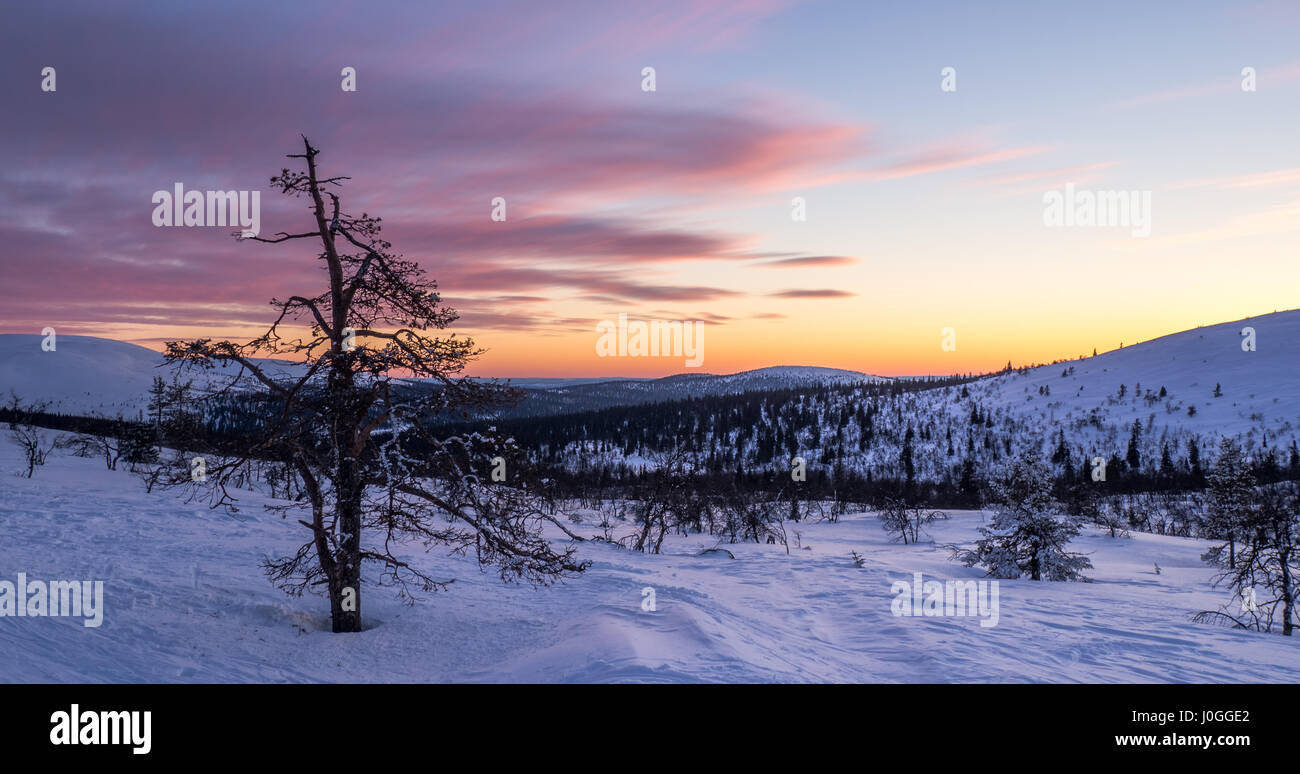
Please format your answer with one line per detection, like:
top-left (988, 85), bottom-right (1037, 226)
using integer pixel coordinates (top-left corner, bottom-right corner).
top-left (2, 0), bottom-right (1299, 377)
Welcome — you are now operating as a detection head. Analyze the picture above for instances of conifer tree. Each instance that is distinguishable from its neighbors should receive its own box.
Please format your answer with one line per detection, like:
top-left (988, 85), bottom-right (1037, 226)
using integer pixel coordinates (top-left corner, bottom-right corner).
top-left (955, 451), bottom-right (1091, 581)
top-left (160, 137), bottom-right (585, 632)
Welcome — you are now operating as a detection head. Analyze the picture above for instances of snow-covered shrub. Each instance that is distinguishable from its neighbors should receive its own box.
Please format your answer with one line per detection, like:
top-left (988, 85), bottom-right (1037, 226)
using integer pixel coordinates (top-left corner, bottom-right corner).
top-left (953, 451), bottom-right (1092, 581)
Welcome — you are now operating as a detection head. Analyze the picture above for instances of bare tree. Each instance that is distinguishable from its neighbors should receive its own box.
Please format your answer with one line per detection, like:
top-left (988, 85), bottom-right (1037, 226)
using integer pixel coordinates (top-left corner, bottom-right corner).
top-left (160, 137), bottom-right (585, 632)
top-left (876, 497), bottom-right (948, 545)
top-left (710, 479), bottom-right (791, 550)
top-left (1090, 499), bottom-right (1129, 539)
top-left (57, 432), bottom-right (124, 471)
top-left (1195, 483), bottom-right (1299, 635)
top-left (6, 395), bottom-right (54, 478)
top-left (627, 447), bottom-right (695, 553)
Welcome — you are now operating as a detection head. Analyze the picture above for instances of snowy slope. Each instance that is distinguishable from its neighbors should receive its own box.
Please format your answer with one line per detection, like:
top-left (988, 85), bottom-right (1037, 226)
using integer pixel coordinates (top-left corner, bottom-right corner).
top-left (0, 334), bottom-right (306, 418)
top-left (0, 335), bottom-right (166, 417)
top-left (885, 308), bottom-right (1300, 478)
top-left (978, 309), bottom-right (1300, 444)
top-left (530, 309), bottom-right (1300, 481)
top-left (0, 434), bottom-right (1296, 683)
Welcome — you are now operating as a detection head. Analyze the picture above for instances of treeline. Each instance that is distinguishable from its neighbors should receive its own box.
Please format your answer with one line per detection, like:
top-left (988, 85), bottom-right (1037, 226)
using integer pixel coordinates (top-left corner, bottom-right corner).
top-left (426, 377), bottom-right (1300, 502)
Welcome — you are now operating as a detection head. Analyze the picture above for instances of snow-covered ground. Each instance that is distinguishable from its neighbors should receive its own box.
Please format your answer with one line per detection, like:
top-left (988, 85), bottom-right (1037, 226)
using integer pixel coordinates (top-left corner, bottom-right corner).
top-left (1, 434), bottom-right (1295, 683)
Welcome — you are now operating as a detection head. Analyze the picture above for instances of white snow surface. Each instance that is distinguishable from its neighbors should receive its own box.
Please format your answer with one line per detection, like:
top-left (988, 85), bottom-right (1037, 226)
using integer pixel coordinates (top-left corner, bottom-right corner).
top-left (0, 435), bottom-right (1296, 683)
top-left (973, 308), bottom-right (1300, 442)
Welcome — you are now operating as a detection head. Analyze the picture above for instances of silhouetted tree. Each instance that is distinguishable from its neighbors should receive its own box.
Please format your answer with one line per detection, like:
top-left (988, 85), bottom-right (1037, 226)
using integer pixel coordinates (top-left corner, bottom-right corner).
top-left (161, 137), bottom-right (585, 632)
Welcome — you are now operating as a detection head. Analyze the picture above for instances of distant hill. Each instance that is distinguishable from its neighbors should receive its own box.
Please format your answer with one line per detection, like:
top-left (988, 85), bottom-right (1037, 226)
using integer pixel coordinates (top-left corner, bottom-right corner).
top-left (492, 365), bottom-right (888, 417)
top-left (0, 335), bottom-right (887, 418)
top-left (3, 308), bottom-right (1295, 474)
top-left (453, 309), bottom-right (1300, 481)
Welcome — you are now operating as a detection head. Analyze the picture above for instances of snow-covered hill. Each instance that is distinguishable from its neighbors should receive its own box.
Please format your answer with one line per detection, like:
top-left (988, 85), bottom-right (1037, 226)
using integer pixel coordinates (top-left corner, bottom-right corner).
top-left (516, 309), bottom-right (1300, 481)
top-left (497, 364), bottom-right (887, 417)
top-left (978, 309), bottom-right (1299, 445)
top-left (0, 334), bottom-right (886, 419)
top-left (0, 434), bottom-right (1295, 682)
top-left (0, 335), bottom-right (167, 417)
top-left (894, 308), bottom-right (1300, 480)
top-left (3, 310), bottom-right (1295, 475)
top-left (707, 364), bottom-right (885, 388)
top-left (0, 334), bottom-right (305, 418)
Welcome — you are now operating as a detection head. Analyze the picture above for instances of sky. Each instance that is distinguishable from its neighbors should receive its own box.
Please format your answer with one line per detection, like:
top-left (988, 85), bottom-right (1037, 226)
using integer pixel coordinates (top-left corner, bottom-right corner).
top-left (2, 0), bottom-right (1298, 377)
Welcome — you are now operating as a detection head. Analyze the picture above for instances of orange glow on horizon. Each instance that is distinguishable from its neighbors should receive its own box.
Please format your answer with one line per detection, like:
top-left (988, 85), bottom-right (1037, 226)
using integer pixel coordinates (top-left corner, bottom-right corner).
top-left (55, 301), bottom-right (1294, 380)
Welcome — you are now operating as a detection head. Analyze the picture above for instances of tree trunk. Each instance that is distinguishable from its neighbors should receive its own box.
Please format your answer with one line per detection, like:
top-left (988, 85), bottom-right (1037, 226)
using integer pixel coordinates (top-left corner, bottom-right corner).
top-left (328, 358), bottom-right (365, 632)
top-left (1281, 543), bottom-right (1294, 637)
top-left (331, 457), bottom-right (364, 633)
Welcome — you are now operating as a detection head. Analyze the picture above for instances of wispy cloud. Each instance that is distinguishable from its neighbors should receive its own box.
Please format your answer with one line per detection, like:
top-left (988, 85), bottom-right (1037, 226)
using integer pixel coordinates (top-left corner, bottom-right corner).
top-left (976, 162), bottom-right (1118, 188)
top-left (1166, 167), bottom-right (1300, 191)
top-left (1108, 61), bottom-right (1300, 110)
top-left (769, 289), bottom-right (856, 298)
top-left (864, 144), bottom-right (1051, 182)
top-left (752, 255), bottom-right (859, 268)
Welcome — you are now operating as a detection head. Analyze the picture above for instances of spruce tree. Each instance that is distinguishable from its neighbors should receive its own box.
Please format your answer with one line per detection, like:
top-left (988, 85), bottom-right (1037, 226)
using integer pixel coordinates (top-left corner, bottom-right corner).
top-left (955, 451), bottom-right (1091, 581)
top-left (1204, 437), bottom-right (1254, 571)
top-left (1126, 420), bottom-right (1142, 471)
